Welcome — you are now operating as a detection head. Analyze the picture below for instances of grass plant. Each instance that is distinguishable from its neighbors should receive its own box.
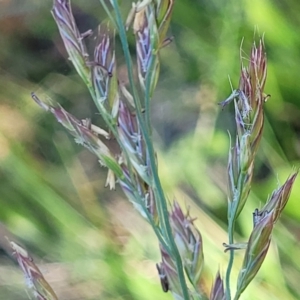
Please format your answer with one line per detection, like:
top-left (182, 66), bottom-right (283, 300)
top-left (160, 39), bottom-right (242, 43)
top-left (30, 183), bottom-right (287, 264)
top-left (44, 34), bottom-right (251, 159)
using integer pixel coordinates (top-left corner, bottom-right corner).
top-left (8, 1), bottom-right (298, 299)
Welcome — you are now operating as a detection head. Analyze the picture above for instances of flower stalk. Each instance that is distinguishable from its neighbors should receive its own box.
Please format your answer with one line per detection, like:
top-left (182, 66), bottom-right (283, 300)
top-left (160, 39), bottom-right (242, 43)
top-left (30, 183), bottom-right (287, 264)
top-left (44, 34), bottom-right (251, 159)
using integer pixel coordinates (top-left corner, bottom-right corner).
top-left (219, 39), bottom-right (268, 299)
top-left (221, 39), bottom-right (298, 299)
top-left (31, 1), bottom-right (206, 299)
top-left (110, 1), bottom-right (191, 297)
top-left (27, 1), bottom-right (298, 299)
top-left (234, 172), bottom-right (298, 299)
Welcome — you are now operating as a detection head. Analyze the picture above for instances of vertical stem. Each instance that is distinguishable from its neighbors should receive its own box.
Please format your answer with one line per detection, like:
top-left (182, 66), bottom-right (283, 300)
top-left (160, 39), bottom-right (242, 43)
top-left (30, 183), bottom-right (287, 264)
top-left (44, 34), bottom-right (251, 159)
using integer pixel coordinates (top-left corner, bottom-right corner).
top-left (98, 0), bottom-right (117, 27)
top-left (111, 1), bottom-right (190, 299)
top-left (225, 172), bottom-right (247, 299)
top-left (225, 217), bottom-right (235, 300)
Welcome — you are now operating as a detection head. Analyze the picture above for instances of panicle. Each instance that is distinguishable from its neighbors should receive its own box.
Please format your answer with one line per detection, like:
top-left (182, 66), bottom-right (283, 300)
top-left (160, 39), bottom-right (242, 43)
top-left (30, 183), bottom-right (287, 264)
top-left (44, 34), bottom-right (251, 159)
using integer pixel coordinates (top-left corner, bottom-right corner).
top-left (170, 201), bottom-right (204, 287)
top-left (235, 211), bottom-right (273, 297)
top-left (235, 171), bottom-right (298, 297)
top-left (135, 4), bottom-right (160, 96)
top-left (118, 161), bottom-right (158, 221)
top-left (221, 39), bottom-right (298, 299)
top-left (118, 101), bottom-right (149, 184)
top-left (221, 38), bottom-right (268, 220)
top-left (154, 0), bottom-right (174, 45)
top-left (32, 93), bottom-right (122, 189)
top-left (210, 271), bottom-right (226, 300)
top-left (10, 241), bottom-right (58, 300)
top-left (157, 245), bottom-right (186, 300)
top-left (117, 100), bottom-right (158, 221)
top-left (36, 1), bottom-right (198, 298)
top-left (126, 0), bottom-right (174, 96)
top-left (156, 202), bottom-right (204, 297)
top-left (52, 0), bottom-right (91, 85)
top-left (91, 27), bottom-right (119, 119)
top-left (258, 171), bottom-right (298, 224)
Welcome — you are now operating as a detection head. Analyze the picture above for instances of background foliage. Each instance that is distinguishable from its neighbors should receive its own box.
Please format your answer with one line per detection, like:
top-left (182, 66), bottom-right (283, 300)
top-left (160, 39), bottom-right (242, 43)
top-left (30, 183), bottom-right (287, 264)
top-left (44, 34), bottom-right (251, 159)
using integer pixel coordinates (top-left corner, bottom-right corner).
top-left (1, 0), bottom-right (300, 299)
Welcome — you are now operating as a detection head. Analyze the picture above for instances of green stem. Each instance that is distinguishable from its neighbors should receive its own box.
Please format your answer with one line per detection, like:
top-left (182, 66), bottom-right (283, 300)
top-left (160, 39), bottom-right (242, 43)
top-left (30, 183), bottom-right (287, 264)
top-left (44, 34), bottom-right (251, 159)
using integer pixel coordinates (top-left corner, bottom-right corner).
top-left (85, 29), bottom-right (169, 255)
top-left (98, 0), bottom-right (117, 28)
top-left (111, 1), bottom-right (190, 299)
top-left (138, 191), bottom-right (171, 253)
top-left (85, 88), bottom-right (170, 253)
top-left (225, 215), bottom-right (235, 300)
top-left (225, 167), bottom-right (248, 300)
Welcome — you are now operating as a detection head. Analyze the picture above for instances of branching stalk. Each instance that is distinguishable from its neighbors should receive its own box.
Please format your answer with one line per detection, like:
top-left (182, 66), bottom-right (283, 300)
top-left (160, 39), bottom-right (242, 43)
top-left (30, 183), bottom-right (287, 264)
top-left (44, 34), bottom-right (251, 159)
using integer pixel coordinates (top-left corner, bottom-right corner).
top-left (111, 1), bottom-right (190, 298)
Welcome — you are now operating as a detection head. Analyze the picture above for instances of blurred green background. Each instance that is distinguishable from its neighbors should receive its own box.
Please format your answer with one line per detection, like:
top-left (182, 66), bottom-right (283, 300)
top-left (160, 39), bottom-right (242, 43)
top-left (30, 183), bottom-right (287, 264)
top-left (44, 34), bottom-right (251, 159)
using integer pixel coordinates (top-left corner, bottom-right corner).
top-left (1, 0), bottom-right (300, 299)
